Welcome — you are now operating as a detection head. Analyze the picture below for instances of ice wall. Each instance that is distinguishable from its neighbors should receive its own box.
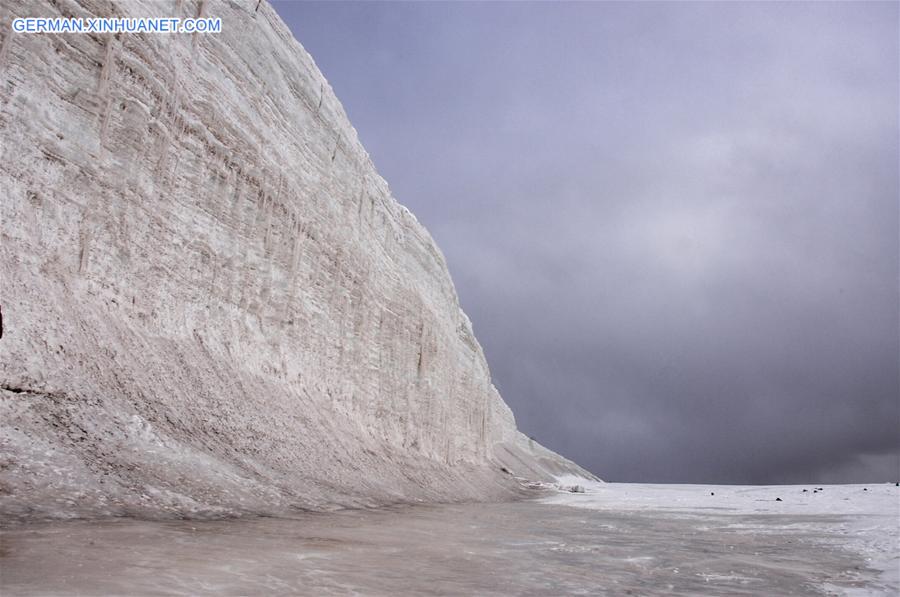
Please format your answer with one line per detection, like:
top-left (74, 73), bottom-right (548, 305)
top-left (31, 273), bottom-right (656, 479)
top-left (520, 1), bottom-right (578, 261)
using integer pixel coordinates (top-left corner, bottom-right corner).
top-left (0, 0), bottom-right (592, 520)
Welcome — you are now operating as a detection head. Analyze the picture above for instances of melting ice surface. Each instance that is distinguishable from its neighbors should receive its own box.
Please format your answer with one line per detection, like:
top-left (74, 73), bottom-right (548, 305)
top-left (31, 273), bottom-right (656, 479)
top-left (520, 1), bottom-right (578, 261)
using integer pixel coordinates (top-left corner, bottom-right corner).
top-left (1, 481), bottom-right (897, 596)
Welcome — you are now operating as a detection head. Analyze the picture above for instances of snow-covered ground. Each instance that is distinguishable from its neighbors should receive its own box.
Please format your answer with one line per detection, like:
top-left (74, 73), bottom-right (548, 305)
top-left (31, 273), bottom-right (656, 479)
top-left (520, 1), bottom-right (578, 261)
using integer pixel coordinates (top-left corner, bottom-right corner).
top-left (2, 482), bottom-right (897, 596)
top-left (544, 477), bottom-right (900, 595)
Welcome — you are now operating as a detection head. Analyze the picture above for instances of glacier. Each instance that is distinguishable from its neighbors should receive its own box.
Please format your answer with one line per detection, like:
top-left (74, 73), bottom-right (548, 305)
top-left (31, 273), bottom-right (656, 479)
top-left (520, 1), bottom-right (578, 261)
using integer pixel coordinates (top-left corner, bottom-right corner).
top-left (0, 0), bottom-right (591, 521)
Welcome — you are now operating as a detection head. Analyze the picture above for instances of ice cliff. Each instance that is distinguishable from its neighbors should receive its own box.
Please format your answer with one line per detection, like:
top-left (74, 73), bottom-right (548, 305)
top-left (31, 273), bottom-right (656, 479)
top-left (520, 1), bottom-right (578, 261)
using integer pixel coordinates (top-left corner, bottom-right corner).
top-left (0, 0), bottom-right (593, 520)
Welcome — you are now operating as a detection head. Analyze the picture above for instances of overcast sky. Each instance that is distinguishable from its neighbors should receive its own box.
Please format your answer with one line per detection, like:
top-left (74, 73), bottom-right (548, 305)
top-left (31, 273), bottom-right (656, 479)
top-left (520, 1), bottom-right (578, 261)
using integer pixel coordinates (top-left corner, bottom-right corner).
top-left (272, 1), bottom-right (899, 484)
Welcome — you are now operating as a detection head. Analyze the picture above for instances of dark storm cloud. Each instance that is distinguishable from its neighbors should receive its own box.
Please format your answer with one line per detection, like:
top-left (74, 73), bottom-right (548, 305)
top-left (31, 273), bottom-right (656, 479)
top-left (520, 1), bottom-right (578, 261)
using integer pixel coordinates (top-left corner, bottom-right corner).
top-left (272, 1), bottom-right (899, 483)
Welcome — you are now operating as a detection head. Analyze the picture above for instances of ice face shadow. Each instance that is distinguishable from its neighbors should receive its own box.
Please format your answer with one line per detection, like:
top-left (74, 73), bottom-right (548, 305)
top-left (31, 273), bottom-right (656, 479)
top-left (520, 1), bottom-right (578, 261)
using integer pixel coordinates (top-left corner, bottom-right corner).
top-left (0, 500), bottom-right (877, 595)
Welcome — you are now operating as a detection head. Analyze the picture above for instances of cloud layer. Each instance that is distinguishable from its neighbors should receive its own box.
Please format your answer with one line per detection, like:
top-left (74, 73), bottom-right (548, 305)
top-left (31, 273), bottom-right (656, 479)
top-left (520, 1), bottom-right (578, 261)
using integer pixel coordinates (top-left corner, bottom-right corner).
top-left (274, 1), bottom-right (899, 483)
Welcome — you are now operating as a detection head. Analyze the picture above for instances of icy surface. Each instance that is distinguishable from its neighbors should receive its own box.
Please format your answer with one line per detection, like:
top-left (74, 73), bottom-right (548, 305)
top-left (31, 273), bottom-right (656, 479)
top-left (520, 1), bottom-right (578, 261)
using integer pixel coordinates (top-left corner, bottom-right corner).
top-left (543, 479), bottom-right (900, 595)
top-left (0, 0), bottom-right (589, 521)
top-left (2, 484), bottom-right (897, 596)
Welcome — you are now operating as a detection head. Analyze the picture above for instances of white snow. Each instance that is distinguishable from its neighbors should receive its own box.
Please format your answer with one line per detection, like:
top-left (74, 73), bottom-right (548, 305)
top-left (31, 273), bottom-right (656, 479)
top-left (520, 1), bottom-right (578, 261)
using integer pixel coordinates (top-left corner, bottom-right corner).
top-left (544, 478), bottom-right (900, 595)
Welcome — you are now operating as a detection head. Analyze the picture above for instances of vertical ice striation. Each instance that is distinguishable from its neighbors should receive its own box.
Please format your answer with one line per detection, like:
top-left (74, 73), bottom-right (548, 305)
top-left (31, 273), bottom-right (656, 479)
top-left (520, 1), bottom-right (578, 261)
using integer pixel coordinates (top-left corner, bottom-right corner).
top-left (0, 0), bottom-right (592, 520)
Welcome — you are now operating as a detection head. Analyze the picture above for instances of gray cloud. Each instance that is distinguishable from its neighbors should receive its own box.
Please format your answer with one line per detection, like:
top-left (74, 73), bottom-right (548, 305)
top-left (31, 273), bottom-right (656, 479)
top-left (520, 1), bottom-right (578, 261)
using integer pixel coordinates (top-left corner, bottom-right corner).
top-left (273, 1), bottom-right (899, 483)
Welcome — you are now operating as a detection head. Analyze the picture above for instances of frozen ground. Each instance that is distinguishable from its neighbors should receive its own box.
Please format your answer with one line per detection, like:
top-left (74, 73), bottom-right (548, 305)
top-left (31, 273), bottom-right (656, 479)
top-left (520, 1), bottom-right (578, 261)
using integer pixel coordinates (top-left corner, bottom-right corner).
top-left (543, 479), bottom-right (899, 596)
top-left (1, 482), bottom-right (896, 596)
